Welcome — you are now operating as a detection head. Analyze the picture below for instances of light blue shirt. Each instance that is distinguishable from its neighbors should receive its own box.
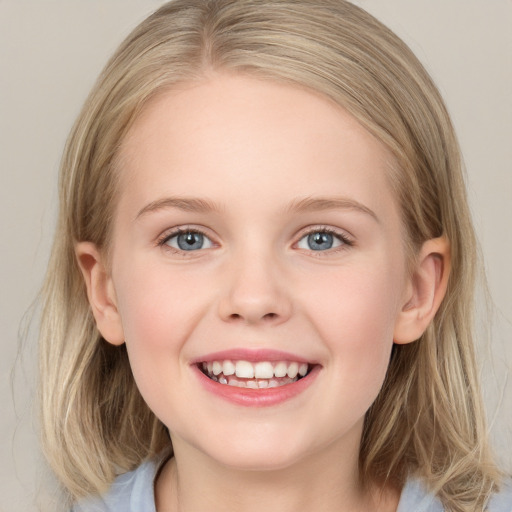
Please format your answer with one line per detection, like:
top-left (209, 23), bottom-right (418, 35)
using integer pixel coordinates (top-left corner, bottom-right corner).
top-left (72, 458), bottom-right (512, 512)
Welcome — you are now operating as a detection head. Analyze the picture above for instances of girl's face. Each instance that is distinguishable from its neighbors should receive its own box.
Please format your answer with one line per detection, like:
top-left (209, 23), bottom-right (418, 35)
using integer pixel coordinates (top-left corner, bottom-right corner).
top-left (95, 74), bottom-right (417, 470)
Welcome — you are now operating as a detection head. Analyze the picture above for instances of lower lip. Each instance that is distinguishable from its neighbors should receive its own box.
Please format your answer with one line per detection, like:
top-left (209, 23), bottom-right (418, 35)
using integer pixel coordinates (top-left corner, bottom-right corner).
top-left (193, 365), bottom-right (320, 407)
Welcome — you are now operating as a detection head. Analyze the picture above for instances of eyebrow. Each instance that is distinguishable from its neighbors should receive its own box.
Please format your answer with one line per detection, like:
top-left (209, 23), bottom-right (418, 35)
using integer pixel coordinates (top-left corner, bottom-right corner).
top-left (135, 195), bottom-right (378, 222)
top-left (284, 196), bottom-right (379, 222)
top-left (136, 196), bottom-right (222, 219)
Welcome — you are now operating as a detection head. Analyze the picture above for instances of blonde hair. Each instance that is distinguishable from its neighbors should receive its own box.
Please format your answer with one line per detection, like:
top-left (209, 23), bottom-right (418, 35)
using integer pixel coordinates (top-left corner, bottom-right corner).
top-left (39, 1), bottom-right (503, 510)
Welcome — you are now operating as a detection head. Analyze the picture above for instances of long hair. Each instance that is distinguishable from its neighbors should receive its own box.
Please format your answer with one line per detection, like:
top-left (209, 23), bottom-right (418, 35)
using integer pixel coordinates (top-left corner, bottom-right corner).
top-left (39, 1), bottom-right (502, 510)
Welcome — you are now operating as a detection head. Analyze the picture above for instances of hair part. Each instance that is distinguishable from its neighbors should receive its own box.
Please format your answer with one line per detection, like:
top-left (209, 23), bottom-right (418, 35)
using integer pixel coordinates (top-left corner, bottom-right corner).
top-left (39, 1), bottom-right (502, 510)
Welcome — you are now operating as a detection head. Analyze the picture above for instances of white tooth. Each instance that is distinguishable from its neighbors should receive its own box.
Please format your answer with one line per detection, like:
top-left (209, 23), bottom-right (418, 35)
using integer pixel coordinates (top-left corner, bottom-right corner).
top-left (207, 362), bottom-right (213, 374)
top-left (235, 360), bottom-right (254, 378)
top-left (257, 380), bottom-right (269, 389)
top-left (223, 360), bottom-right (235, 376)
top-left (211, 375), bottom-right (218, 382)
top-left (202, 362), bottom-right (207, 371)
top-left (228, 377), bottom-right (241, 387)
top-left (299, 363), bottom-right (308, 376)
top-left (268, 379), bottom-right (279, 388)
top-left (274, 362), bottom-right (288, 378)
top-left (254, 361), bottom-right (274, 379)
top-left (219, 376), bottom-right (227, 384)
top-left (247, 380), bottom-right (258, 389)
top-left (212, 361), bottom-right (223, 375)
top-left (287, 362), bottom-right (299, 378)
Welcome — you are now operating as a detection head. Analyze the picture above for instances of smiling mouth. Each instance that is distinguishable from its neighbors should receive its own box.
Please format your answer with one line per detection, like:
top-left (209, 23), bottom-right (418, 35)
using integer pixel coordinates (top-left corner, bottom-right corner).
top-left (199, 360), bottom-right (312, 389)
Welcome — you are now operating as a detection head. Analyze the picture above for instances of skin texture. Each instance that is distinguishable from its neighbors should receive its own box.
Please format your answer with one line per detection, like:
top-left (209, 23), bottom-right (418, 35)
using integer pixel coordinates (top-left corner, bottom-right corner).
top-left (77, 74), bottom-right (450, 512)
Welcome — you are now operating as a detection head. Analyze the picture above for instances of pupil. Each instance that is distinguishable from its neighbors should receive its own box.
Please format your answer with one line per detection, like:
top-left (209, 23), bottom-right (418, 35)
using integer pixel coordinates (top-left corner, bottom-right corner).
top-left (178, 232), bottom-right (203, 250)
top-left (308, 232), bottom-right (333, 250)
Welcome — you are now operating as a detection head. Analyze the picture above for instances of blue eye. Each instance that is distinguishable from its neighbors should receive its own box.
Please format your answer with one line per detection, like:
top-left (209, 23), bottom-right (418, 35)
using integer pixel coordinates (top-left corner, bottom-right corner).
top-left (164, 230), bottom-right (213, 251)
top-left (297, 230), bottom-right (346, 251)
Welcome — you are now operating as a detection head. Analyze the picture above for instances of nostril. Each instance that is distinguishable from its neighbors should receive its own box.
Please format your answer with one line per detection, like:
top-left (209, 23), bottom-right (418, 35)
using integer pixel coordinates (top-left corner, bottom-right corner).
top-left (228, 312), bottom-right (279, 322)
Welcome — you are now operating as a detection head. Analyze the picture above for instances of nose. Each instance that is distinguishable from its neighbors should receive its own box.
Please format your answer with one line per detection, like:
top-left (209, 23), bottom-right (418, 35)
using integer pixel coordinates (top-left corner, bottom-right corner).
top-left (217, 250), bottom-right (292, 326)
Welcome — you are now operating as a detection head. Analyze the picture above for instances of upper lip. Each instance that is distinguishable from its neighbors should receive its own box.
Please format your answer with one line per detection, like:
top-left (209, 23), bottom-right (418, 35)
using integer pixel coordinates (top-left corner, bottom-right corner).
top-left (191, 348), bottom-right (317, 365)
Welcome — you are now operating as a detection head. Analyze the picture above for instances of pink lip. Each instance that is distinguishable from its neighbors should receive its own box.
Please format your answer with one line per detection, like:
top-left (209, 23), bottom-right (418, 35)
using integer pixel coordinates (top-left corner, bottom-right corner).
top-left (191, 348), bottom-right (314, 364)
top-left (192, 363), bottom-right (321, 408)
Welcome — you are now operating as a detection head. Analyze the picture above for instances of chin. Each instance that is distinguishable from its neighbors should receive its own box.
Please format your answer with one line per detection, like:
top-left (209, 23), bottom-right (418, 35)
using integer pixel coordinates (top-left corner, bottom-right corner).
top-left (198, 434), bottom-right (316, 473)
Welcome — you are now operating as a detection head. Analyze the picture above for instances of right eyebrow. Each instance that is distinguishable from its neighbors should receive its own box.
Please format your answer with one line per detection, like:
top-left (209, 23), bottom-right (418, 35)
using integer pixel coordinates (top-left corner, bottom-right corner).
top-left (135, 196), bottom-right (223, 220)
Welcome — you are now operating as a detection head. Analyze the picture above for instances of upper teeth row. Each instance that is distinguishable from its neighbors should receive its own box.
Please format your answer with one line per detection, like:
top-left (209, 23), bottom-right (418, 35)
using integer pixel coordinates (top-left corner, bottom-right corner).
top-left (202, 360), bottom-right (309, 379)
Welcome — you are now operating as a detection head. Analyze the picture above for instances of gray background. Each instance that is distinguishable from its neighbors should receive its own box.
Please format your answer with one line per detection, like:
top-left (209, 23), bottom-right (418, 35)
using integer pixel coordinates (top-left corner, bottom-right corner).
top-left (1, 1), bottom-right (511, 510)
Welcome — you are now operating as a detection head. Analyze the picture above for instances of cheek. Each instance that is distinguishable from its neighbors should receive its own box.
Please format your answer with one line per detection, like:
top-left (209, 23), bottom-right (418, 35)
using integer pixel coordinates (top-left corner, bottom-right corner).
top-left (111, 268), bottom-right (200, 421)
top-left (305, 259), bottom-right (402, 334)
top-left (301, 261), bottom-right (403, 393)
top-left (114, 260), bottom-right (202, 346)
top-left (111, 264), bottom-right (195, 385)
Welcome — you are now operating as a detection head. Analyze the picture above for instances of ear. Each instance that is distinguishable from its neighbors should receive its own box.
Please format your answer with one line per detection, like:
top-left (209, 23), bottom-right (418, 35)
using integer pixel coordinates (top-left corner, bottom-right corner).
top-left (75, 241), bottom-right (125, 346)
top-left (393, 237), bottom-right (451, 344)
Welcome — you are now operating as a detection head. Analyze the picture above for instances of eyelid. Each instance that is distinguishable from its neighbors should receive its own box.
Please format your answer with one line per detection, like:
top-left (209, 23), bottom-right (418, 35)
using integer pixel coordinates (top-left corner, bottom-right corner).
top-left (156, 225), bottom-right (217, 253)
top-left (293, 225), bottom-right (354, 252)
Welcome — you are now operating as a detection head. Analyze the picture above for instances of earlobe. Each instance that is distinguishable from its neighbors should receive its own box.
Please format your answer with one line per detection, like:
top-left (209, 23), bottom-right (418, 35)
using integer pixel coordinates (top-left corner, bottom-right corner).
top-left (75, 241), bottom-right (125, 346)
top-left (393, 237), bottom-right (451, 344)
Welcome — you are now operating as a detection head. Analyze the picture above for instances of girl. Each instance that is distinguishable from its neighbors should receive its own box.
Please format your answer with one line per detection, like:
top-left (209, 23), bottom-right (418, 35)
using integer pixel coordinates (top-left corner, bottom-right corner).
top-left (38, 1), bottom-right (511, 511)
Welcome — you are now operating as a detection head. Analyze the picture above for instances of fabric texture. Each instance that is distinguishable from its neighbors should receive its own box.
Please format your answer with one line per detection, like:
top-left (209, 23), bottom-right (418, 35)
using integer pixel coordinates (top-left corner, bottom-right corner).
top-left (72, 458), bottom-right (512, 512)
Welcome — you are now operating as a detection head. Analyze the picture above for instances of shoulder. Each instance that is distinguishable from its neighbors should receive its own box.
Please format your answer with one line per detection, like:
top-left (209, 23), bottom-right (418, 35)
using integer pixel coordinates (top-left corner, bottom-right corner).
top-left (397, 478), bottom-right (444, 512)
top-left (397, 477), bottom-right (512, 512)
top-left (71, 458), bottom-right (159, 512)
top-left (487, 478), bottom-right (512, 512)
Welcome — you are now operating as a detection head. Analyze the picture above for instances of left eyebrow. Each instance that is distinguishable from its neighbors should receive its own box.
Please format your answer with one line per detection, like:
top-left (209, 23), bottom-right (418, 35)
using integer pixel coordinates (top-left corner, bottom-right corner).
top-left (284, 196), bottom-right (379, 223)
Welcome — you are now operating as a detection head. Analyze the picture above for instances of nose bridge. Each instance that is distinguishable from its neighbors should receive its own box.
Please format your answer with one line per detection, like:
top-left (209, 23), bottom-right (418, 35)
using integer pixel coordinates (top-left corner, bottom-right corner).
top-left (217, 241), bottom-right (292, 325)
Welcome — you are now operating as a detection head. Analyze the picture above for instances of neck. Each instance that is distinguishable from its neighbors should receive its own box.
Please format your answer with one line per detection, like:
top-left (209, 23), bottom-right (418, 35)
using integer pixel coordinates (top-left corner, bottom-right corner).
top-left (155, 430), bottom-right (399, 512)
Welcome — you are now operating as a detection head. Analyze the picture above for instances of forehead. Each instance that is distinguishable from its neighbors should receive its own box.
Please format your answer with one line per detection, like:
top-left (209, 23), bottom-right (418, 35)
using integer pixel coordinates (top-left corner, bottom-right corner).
top-left (116, 73), bottom-right (398, 219)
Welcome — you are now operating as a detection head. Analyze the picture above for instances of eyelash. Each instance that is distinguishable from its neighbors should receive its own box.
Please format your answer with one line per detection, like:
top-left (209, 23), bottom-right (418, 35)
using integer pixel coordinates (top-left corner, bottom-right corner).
top-left (156, 226), bottom-right (354, 255)
top-left (157, 227), bottom-right (213, 255)
top-left (295, 226), bottom-right (354, 255)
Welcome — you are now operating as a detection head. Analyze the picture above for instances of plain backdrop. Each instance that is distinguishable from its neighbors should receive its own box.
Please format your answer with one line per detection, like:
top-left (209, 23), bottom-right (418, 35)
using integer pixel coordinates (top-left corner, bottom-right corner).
top-left (1, 1), bottom-right (511, 510)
